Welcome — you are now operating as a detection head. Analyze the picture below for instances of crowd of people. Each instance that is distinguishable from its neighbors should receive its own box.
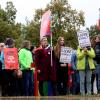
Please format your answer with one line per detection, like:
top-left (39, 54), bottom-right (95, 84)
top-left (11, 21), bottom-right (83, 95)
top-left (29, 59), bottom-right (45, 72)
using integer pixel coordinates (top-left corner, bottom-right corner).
top-left (0, 35), bottom-right (99, 96)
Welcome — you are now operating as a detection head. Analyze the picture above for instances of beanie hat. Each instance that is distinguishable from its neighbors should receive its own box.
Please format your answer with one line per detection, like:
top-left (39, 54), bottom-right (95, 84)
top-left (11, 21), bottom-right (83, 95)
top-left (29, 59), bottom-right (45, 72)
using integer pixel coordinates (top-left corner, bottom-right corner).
top-left (5, 38), bottom-right (14, 47)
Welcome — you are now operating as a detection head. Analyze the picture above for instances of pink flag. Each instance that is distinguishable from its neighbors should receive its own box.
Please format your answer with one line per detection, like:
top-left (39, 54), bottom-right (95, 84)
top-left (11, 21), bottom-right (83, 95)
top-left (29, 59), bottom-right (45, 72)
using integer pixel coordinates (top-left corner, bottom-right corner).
top-left (40, 10), bottom-right (51, 39)
top-left (97, 8), bottom-right (100, 30)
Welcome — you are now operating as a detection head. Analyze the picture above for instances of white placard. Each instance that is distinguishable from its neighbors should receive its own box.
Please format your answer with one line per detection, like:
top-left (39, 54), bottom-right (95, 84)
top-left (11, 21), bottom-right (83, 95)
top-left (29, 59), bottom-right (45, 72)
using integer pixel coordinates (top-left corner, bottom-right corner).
top-left (60, 47), bottom-right (72, 63)
top-left (77, 30), bottom-right (91, 48)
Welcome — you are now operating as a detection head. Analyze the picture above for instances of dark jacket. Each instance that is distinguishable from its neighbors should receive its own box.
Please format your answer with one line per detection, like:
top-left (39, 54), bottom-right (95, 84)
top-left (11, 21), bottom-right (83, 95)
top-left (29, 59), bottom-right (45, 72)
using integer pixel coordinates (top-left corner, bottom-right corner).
top-left (35, 45), bottom-right (57, 81)
top-left (94, 42), bottom-right (100, 64)
top-left (55, 46), bottom-right (68, 81)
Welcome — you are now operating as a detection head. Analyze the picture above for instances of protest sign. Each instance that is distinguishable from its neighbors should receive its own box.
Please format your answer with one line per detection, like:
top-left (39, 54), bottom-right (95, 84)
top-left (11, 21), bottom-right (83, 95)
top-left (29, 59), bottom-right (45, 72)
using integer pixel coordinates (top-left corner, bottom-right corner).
top-left (77, 30), bottom-right (91, 48)
top-left (4, 48), bottom-right (19, 70)
top-left (60, 47), bottom-right (72, 63)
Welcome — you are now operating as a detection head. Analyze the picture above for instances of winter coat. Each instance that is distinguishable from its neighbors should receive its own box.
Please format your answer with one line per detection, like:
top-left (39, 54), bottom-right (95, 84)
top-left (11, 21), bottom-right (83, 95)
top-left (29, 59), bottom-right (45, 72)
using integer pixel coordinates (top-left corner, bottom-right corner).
top-left (19, 48), bottom-right (33, 70)
top-left (77, 47), bottom-right (95, 70)
top-left (71, 51), bottom-right (77, 71)
top-left (0, 51), bottom-right (4, 69)
top-left (94, 42), bottom-right (100, 64)
top-left (35, 46), bottom-right (57, 81)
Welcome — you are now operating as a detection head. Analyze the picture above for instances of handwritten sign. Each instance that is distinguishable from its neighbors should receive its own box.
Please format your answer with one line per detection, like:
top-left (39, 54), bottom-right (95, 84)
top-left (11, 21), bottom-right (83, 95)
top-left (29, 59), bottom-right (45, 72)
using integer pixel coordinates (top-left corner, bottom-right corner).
top-left (77, 30), bottom-right (91, 48)
top-left (4, 48), bottom-right (19, 70)
top-left (60, 47), bottom-right (72, 63)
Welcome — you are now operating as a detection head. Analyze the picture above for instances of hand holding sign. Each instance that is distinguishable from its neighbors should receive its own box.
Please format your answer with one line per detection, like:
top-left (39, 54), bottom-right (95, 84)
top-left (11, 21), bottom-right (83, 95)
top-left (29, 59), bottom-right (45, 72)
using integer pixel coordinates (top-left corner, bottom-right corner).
top-left (83, 47), bottom-right (88, 52)
top-left (60, 64), bottom-right (67, 67)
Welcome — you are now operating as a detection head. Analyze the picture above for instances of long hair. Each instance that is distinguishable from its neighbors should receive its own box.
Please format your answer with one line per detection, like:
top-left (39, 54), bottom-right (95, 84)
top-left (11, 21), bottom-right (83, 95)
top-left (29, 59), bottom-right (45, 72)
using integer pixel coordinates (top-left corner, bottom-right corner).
top-left (54, 37), bottom-right (64, 59)
top-left (90, 34), bottom-right (100, 49)
top-left (90, 36), bottom-right (96, 49)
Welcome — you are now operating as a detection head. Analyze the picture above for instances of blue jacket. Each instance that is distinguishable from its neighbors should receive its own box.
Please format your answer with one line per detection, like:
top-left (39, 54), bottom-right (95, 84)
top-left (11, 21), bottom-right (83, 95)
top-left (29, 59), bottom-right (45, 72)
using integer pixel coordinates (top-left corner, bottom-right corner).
top-left (71, 50), bottom-right (77, 70)
top-left (0, 51), bottom-right (4, 69)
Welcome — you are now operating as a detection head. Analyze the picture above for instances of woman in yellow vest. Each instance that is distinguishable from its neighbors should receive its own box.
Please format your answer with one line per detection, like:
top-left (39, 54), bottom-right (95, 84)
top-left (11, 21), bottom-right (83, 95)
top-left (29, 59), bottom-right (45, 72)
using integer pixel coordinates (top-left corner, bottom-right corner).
top-left (77, 46), bottom-right (95, 95)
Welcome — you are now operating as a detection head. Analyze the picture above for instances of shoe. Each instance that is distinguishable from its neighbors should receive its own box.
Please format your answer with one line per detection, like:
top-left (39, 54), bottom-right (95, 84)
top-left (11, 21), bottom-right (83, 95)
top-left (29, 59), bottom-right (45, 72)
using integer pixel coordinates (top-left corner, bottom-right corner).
top-left (97, 93), bottom-right (100, 96)
top-left (80, 93), bottom-right (85, 96)
top-left (86, 93), bottom-right (91, 96)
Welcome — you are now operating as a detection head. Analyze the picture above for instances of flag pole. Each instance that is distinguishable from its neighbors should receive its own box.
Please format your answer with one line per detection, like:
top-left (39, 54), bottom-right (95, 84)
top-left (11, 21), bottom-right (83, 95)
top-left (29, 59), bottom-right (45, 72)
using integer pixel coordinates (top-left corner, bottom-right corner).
top-left (51, 32), bottom-right (53, 67)
top-left (50, 5), bottom-right (53, 67)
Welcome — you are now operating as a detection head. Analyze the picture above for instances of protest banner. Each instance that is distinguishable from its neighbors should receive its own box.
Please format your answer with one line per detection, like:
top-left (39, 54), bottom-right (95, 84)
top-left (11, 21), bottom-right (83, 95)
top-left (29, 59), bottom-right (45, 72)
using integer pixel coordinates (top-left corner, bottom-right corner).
top-left (40, 10), bottom-right (51, 39)
top-left (60, 47), bottom-right (72, 63)
top-left (4, 48), bottom-right (19, 70)
top-left (77, 30), bottom-right (91, 48)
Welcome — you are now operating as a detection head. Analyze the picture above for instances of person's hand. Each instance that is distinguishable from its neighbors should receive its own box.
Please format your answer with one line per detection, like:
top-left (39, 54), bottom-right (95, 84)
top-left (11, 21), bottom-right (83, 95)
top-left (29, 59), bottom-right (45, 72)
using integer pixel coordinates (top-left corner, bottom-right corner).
top-left (60, 64), bottom-right (66, 67)
top-left (83, 47), bottom-right (87, 52)
top-left (37, 70), bottom-right (41, 73)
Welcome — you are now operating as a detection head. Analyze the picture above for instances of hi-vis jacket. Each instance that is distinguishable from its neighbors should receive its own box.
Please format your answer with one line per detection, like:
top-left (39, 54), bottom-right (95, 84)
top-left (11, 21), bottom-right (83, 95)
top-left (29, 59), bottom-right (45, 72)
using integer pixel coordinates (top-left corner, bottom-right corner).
top-left (19, 48), bottom-right (33, 70)
top-left (77, 47), bottom-right (95, 70)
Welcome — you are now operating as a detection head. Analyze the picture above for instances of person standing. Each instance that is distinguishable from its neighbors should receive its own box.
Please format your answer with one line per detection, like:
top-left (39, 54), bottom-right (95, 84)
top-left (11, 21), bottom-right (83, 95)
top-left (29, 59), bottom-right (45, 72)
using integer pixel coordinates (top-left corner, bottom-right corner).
top-left (0, 43), bottom-right (5, 96)
top-left (19, 40), bottom-right (34, 96)
top-left (77, 46), bottom-right (95, 95)
top-left (0, 38), bottom-right (17, 96)
top-left (94, 35), bottom-right (100, 94)
top-left (54, 36), bottom-right (68, 95)
top-left (71, 50), bottom-right (80, 95)
top-left (35, 37), bottom-right (57, 96)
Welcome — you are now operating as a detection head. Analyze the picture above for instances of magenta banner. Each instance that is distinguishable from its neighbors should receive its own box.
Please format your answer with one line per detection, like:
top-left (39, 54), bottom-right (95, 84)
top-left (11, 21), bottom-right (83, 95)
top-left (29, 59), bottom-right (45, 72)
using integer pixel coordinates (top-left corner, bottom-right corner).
top-left (40, 10), bottom-right (51, 39)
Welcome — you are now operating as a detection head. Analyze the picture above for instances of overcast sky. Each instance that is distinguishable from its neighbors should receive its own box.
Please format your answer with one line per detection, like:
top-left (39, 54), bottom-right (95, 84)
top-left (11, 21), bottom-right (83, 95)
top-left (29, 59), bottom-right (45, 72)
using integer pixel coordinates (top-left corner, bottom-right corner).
top-left (0, 0), bottom-right (100, 28)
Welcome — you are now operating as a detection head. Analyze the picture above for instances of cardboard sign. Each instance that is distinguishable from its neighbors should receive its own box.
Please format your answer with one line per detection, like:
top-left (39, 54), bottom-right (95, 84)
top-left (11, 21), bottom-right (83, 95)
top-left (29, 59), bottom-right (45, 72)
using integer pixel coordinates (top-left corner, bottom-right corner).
top-left (77, 30), bottom-right (91, 48)
top-left (4, 48), bottom-right (19, 70)
top-left (60, 47), bottom-right (72, 63)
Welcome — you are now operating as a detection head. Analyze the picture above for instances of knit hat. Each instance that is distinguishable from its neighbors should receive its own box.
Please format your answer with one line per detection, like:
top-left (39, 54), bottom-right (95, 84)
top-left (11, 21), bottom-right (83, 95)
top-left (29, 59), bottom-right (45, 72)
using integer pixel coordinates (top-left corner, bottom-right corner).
top-left (5, 38), bottom-right (14, 47)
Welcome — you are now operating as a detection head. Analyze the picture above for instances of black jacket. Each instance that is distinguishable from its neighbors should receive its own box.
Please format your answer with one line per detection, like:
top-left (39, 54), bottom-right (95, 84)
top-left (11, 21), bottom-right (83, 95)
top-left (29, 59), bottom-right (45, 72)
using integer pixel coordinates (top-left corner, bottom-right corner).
top-left (94, 42), bottom-right (100, 64)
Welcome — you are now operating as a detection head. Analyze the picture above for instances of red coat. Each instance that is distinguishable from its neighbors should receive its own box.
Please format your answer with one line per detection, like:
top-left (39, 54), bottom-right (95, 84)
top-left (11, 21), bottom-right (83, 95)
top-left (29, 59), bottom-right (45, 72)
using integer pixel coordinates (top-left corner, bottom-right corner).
top-left (35, 46), bottom-right (57, 82)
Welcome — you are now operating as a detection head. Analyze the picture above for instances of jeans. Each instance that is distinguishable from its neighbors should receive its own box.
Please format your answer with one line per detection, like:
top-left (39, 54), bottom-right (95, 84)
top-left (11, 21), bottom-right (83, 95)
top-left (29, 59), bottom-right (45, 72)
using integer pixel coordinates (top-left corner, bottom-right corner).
top-left (79, 70), bottom-right (92, 95)
top-left (22, 70), bottom-right (34, 96)
top-left (96, 65), bottom-right (100, 93)
top-left (2, 70), bottom-right (16, 96)
top-left (72, 71), bottom-right (80, 95)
